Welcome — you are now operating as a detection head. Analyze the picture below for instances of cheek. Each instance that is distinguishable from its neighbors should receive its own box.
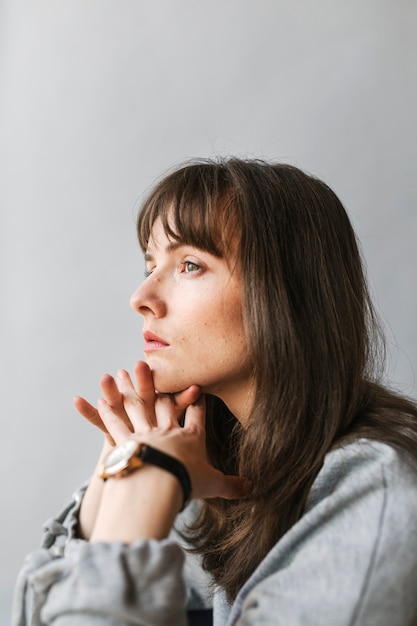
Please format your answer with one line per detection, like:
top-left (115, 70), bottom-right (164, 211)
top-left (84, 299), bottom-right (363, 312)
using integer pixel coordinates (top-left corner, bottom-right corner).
top-left (220, 292), bottom-right (245, 334)
top-left (173, 280), bottom-right (246, 350)
top-left (215, 304), bottom-right (248, 355)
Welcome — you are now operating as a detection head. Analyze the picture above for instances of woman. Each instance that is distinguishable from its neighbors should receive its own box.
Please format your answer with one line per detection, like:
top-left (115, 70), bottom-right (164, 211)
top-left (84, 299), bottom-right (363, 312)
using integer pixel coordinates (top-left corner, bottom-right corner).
top-left (14, 159), bottom-right (417, 625)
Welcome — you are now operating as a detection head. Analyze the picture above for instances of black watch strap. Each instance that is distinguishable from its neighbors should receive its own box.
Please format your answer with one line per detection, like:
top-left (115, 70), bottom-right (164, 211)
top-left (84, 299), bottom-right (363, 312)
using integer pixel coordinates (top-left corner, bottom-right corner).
top-left (139, 444), bottom-right (192, 511)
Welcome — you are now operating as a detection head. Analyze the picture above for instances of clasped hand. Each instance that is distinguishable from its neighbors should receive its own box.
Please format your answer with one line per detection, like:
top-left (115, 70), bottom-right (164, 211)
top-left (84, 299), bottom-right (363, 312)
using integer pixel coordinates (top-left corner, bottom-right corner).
top-left (74, 361), bottom-right (249, 503)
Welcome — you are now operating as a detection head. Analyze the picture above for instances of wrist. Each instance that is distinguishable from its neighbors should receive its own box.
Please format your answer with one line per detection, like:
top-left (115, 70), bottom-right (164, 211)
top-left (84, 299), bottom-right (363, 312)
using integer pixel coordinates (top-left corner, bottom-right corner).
top-left (91, 464), bottom-right (183, 543)
top-left (100, 440), bottom-right (192, 511)
top-left (78, 437), bottom-right (114, 540)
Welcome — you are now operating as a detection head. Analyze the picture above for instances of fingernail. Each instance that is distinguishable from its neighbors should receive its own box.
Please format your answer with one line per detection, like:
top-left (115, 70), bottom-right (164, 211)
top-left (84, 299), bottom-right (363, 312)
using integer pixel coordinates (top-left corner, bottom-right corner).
top-left (117, 369), bottom-right (128, 378)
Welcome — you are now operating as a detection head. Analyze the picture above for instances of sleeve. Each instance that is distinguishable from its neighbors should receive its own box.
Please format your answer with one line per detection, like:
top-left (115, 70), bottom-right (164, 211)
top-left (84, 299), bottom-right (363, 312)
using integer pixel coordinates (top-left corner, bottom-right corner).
top-left (12, 487), bottom-right (212, 626)
top-left (227, 441), bottom-right (417, 626)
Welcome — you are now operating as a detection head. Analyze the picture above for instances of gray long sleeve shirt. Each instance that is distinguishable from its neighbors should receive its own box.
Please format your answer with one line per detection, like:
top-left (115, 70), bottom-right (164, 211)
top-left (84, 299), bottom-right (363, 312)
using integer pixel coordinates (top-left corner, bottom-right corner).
top-left (13, 439), bottom-right (417, 625)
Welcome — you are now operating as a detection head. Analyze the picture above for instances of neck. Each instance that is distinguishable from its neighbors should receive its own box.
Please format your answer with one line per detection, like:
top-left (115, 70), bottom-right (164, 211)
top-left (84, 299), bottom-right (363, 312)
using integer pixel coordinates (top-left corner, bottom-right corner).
top-left (215, 381), bottom-right (255, 428)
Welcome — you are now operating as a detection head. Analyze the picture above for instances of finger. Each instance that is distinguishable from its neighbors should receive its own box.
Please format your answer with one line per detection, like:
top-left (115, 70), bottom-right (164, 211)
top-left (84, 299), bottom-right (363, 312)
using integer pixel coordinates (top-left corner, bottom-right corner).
top-left (182, 394), bottom-right (206, 432)
top-left (133, 361), bottom-right (157, 425)
top-left (100, 374), bottom-right (134, 432)
top-left (172, 385), bottom-right (201, 412)
top-left (97, 398), bottom-right (133, 444)
top-left (100, 374), bottom-right (124, 410)
top-left (154, 386), bottom-right (201, 429)
top-left (73, 395), bottom-right (99, 421)
top-left (116, 368), bottom-right (155, 431)
top-left (153, 386), bottom-right (201, 430)
top-left (154, 393), bottom-right (179, 429)
top-left (73, 396), bottom-right (106, 431)
top-left (73, 396), bottom-right (115, 445)
top-left (195, 466), bottom-right (252, 501)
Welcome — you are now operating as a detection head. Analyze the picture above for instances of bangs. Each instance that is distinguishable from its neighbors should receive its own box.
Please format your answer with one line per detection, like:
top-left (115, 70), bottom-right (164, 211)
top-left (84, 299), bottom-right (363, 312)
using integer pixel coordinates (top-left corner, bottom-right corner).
top-left (137, 161), bottom-right (239, 257)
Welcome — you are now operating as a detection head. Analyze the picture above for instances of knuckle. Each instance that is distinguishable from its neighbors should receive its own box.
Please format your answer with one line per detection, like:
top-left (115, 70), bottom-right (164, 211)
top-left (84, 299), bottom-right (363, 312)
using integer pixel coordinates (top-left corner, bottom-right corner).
top-left (124, 395), bottom-right (144, 410)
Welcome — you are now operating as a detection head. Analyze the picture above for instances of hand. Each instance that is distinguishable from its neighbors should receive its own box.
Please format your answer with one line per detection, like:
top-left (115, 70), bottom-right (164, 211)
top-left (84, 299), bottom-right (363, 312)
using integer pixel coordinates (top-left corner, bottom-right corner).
top-left (73, 362), bottom-right (204, 539)
top-left (76, 362), bottom-right (250, 543)
top-left (74, 362), bottom-right (250, 540)
top-left (73, 361), bottom-right (200, 446)
top-left (88, 361), bottom-right (250, 501)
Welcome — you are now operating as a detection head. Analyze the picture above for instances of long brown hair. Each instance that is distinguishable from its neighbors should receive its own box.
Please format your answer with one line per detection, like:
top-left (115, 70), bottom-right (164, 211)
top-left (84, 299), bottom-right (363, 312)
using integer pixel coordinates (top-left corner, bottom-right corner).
top-left (137, 158), bottom-right (417, 601)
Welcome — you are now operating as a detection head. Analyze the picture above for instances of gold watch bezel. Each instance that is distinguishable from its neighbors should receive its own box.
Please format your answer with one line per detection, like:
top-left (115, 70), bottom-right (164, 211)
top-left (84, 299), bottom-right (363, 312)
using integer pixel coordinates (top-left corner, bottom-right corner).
top-left (100, 439), bottom-right (145, 479)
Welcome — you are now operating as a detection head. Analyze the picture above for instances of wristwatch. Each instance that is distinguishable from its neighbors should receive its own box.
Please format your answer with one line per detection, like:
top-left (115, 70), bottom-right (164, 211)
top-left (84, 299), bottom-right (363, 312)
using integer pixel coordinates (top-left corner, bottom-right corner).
top-left (100, 439), bottom-right (192, 510)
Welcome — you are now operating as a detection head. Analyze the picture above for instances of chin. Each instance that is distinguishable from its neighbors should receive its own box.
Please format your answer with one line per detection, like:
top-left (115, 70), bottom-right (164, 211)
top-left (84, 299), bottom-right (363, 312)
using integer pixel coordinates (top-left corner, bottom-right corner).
top-left (151, 369), bottom-right (193, 395)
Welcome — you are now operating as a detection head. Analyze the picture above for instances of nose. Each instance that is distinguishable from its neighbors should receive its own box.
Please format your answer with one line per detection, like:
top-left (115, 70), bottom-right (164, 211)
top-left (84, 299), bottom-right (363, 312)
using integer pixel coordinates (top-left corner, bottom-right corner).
top-left (130, 275), bottom-right (167, 318)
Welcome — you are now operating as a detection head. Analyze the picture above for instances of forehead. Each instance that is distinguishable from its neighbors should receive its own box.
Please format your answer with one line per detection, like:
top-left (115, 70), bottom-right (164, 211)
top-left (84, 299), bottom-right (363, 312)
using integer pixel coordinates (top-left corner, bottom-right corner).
top-left (142, 198), bottom-right (240, 258)
top-left (145, 216), bottom-right (170, 249)
top-left (145, 217), bottom-right (185, 255)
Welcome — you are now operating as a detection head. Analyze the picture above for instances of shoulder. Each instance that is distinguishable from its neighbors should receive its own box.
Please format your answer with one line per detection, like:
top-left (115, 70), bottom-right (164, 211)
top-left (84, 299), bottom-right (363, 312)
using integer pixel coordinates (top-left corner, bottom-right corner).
top-left (304, 439), bottom-right (417, 550)
top-left (307, 438), bottom-right (417, 511)
top-left (293, 439), bottom-right (417, 563)
top-left (229, 440), bottom-right (417, 625)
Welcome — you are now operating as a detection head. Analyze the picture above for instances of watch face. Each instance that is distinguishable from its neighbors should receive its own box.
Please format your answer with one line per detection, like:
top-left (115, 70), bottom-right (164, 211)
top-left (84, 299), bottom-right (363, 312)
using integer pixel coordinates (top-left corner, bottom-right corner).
top-left (103, 439), bottom-right (140, 476)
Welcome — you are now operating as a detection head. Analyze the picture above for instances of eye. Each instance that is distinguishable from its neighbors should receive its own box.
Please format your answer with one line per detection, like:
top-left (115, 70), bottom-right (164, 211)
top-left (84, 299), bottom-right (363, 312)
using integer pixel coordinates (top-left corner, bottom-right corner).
top-left (183, 260), bottom-right (200, 273)
top-left (144, 267), bottom-right (154, 278)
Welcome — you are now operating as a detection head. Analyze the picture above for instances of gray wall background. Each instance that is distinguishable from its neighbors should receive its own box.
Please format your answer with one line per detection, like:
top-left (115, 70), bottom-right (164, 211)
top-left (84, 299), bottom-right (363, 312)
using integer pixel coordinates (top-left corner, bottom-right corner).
top-left (1, 0), bottom-right (416, 621)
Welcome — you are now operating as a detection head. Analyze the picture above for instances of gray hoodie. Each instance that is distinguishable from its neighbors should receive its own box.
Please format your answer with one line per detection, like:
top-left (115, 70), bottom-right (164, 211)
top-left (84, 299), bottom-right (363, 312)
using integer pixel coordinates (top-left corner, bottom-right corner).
top-left (13, 439), bottom-right (417, 625)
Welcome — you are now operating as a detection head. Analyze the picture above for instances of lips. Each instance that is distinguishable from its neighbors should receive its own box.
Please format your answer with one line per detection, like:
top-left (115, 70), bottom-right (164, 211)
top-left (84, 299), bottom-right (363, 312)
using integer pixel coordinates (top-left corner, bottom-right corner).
top-left (143, 330), bottom-right (170, 352)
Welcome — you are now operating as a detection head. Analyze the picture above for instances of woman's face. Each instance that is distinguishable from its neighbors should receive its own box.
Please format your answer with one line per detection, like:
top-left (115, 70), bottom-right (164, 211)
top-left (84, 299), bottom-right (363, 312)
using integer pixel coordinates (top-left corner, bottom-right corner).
top-left (130, 217), bottom-right (253, 417)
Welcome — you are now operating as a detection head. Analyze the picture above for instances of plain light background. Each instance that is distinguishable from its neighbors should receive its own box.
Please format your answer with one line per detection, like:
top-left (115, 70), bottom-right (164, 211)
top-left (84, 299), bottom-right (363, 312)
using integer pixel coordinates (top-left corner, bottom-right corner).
top-left (1, 0), bottom-right (416, 621)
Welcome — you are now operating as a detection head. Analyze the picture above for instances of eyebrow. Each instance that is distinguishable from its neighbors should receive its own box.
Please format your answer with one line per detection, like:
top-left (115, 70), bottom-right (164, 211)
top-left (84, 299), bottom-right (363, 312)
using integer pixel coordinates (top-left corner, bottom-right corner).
top-left (144, 241), bottom-right (191, 263)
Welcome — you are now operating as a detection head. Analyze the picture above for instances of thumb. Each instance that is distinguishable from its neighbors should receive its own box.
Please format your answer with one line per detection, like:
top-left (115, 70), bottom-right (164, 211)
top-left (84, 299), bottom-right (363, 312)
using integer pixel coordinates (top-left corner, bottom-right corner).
top-left (173, 385), bottom-right (201, 410)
